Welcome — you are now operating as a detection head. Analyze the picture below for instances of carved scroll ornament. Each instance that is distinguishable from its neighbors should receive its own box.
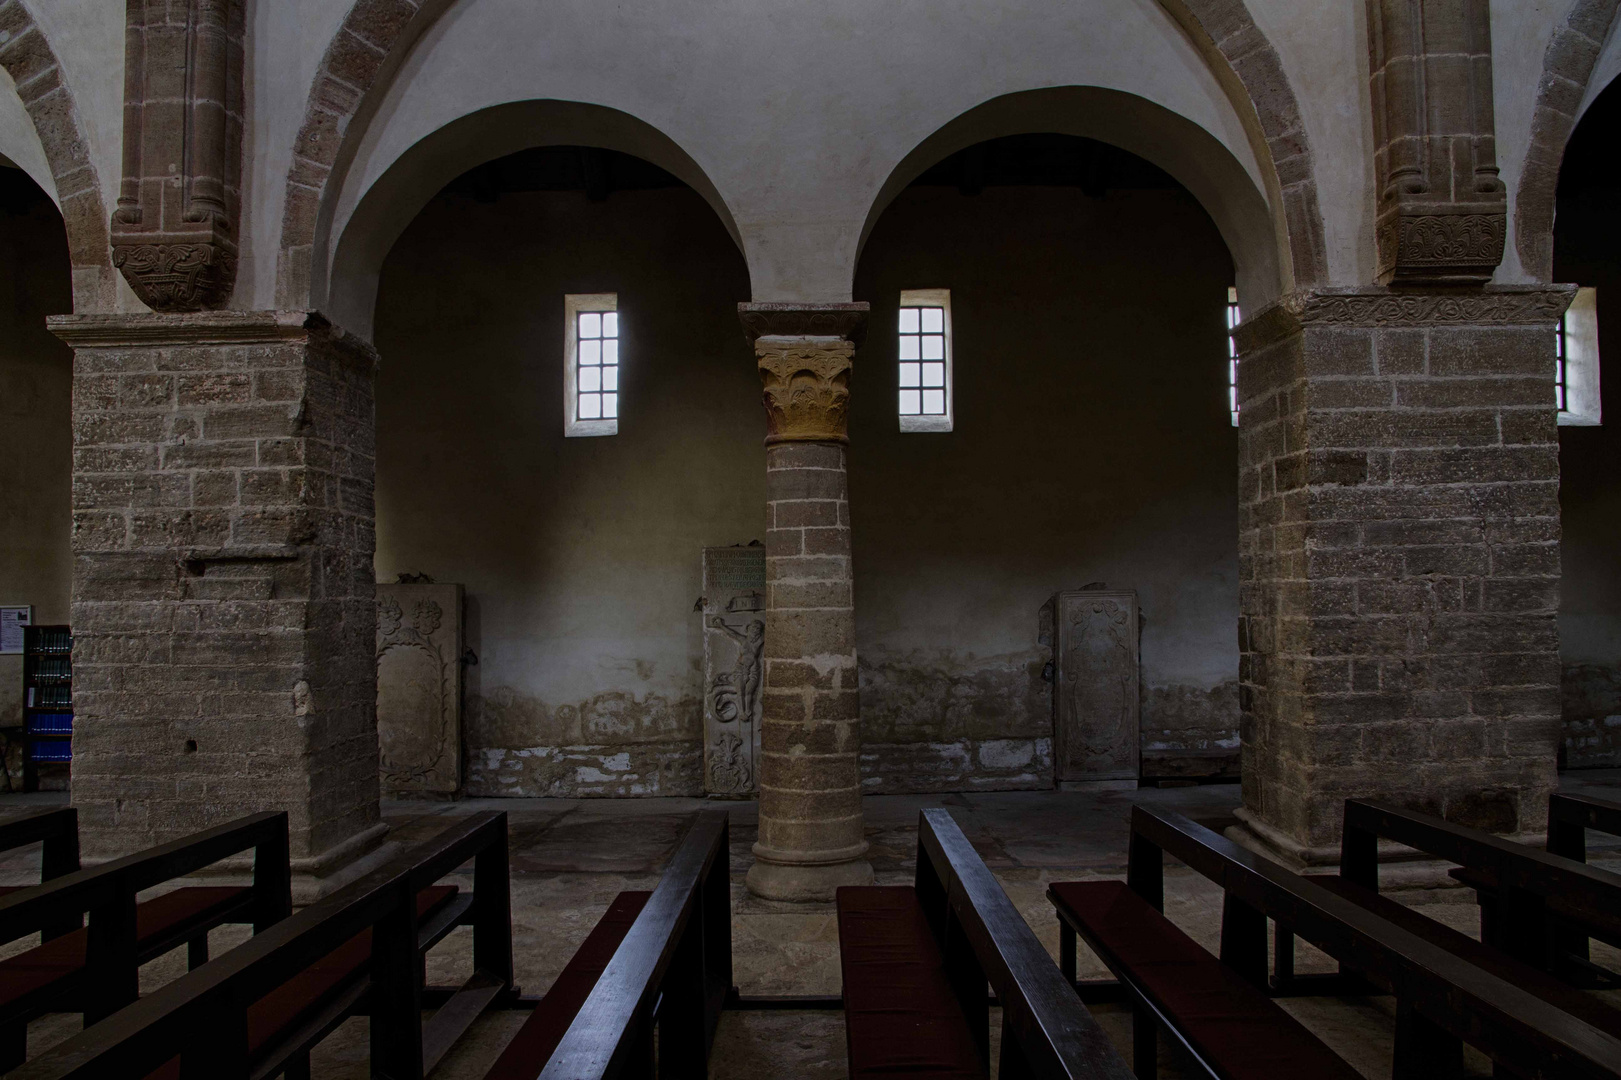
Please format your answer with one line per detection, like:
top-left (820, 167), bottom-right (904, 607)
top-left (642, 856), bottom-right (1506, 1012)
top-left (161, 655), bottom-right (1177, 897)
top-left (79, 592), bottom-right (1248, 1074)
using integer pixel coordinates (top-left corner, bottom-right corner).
top-left (111, 0), bottom-right (244, 311)
top-left (756, 341), bottom-right (854, 444)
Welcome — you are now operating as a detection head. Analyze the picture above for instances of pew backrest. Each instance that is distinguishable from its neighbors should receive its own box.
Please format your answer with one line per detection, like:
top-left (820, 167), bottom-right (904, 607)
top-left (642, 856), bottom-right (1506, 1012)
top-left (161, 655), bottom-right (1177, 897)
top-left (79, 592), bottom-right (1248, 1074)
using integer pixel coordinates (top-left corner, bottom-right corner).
top-left (916, 808), bottom-right (1133, 1080)
top-left (0, 811), bottom-right (289, 1022)
top-left (0, 807), bottom-right (79, 882)
top-left (1130, 804), bottom-right (1621, 1080)
top-left (1548, 791), bottom-right (1621, 863)
top-left (8, 810), bottom-right (510, 1080)
top-left (1340, 798), bottom-right (1621, 941)
top-left (539, 808), bottom-right (731, 1080)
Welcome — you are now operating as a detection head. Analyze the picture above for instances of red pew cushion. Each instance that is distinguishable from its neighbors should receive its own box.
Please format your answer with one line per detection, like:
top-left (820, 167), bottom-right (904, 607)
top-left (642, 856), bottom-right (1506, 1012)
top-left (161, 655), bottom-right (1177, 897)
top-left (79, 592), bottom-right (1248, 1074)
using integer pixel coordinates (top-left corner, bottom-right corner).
top-left (1050, 881), bottom-right (1362, 1080)
top-left (484, 890), bottom-right (652, 1080)
top-left (0, 885), bottom-right (248, 1012)
top-left (837, 885), bottom-right (986, 1079)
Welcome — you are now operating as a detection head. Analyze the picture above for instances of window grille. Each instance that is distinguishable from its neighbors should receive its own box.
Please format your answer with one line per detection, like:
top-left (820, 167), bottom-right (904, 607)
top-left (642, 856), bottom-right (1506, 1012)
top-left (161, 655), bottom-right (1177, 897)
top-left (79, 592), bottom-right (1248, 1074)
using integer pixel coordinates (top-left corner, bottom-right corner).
top-left (898, 289), bottom-right (953, 432)
top-left (1227, 286), bottom-right (1242, 427)
top-left (564, 293), bottom-right (619, 437)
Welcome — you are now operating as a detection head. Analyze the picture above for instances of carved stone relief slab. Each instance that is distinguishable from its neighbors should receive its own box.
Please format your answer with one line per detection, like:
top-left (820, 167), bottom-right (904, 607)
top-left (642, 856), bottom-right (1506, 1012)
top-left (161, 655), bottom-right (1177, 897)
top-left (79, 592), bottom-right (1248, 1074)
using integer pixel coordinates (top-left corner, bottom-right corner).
top-left (376, 583), bottom-right (463, 796)
top-left (1051, 590), bottom-right (1139, 783)
top-left (702, 546), bottom-right (766, 795)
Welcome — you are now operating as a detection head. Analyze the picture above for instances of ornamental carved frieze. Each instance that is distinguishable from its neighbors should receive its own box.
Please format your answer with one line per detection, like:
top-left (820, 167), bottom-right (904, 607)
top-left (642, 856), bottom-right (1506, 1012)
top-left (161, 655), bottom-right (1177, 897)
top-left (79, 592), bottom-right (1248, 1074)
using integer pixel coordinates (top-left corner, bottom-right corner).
top-left (110, 0), bottom-right (244, 311)
top-left (1231, 286), bottom-right (1576, 353)
top-left (1367, 0), bottom-right (1506, 284)
top-left (756, 340), bottom-right (854, 444)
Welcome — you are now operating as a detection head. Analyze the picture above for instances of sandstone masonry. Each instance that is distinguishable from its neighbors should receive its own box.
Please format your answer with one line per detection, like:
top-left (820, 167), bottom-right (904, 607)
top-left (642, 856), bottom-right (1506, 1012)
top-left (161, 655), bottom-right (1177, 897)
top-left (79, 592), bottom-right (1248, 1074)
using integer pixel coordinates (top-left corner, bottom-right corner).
top-left (1232, 287), bottom-right (1571, 858)
top-left (49, 311), bottom-right (385, 879)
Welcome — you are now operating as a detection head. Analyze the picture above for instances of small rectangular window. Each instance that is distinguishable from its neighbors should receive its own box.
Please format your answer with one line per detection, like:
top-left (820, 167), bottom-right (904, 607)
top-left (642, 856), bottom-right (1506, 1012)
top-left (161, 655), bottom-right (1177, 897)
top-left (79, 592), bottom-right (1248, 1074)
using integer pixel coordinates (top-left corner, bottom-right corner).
top-left (898, 288), bottom-right (952, 432)
top-left (564, 293), bottom-right (618, 437)
top-left (1558, 286), bottom-right (1602, 427)
top-left (1227, 286), bottom-right (1242, 428)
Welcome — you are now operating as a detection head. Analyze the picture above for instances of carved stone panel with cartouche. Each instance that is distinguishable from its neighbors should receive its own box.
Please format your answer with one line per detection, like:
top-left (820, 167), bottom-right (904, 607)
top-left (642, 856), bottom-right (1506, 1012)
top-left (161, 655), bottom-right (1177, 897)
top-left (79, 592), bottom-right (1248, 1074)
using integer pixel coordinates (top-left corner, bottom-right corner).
top-left (1051, 590), bottom-right (1139, 783)
top-left (376, 583), bottom-right (463, 796)
top-left (702, 546), bottom-right (766, 795)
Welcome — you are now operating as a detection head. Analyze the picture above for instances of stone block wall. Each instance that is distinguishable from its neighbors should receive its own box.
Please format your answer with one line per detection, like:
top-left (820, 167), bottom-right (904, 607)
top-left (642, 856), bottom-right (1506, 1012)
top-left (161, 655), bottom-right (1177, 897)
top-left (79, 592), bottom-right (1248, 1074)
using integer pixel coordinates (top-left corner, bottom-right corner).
top-left (52, 311), bottom-right (383, 869)
top-left (1234, 289), bottom-right (1569, 853)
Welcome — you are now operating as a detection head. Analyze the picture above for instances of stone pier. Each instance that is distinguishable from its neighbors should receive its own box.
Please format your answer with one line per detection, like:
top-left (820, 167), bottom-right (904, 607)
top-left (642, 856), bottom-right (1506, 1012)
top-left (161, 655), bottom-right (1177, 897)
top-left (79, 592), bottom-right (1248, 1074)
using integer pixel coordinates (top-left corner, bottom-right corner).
top-left (1231, 287), bottom-right (1570, 862)
top-left (49, 311), bottom-right (386, 891)
top-left (740, 303), bottom-right (874, 901)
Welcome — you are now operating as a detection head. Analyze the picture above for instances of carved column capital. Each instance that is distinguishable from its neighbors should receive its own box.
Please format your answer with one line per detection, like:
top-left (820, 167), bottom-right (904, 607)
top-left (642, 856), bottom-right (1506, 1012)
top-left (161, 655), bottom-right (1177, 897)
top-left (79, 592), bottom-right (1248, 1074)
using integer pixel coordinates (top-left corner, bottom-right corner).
top-left (755, 338), bottom-right (854, 444)
top-left (740, 303), bottom-right (867, 445)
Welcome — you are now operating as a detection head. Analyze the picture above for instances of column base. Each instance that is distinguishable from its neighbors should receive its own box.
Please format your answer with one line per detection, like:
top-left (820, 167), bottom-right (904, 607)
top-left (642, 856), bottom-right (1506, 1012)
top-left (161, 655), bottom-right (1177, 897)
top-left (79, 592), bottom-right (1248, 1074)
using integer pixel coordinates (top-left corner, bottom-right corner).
top-left (290, 822), bottom-right (394, 904)
top-left (746, 851), bottom-right (874, 902)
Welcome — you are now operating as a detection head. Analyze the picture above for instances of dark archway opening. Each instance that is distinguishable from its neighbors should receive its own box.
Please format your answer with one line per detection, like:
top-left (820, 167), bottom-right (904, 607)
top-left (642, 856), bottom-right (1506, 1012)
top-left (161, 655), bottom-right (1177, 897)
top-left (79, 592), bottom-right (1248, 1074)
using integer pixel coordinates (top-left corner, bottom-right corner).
top-left (850, 133), bottom-right (1240, 793)
top-left (1552, 76), bottom-right (1621, 770)
top-left (371, 145), bottom-right (757, 798)
top-left (0, 164), bottom-right (73, 790)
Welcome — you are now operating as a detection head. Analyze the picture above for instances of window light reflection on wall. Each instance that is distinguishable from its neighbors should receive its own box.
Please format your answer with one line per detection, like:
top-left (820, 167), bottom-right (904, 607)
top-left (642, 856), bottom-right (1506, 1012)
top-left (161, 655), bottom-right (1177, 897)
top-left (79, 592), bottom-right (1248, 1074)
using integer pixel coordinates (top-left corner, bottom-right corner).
top-left (1558, 286), bottom-right (1602, 427)
top-left (1227, 286), bottom-right (1241, 427)
top-left (898, 288), bottom-right (953, 432)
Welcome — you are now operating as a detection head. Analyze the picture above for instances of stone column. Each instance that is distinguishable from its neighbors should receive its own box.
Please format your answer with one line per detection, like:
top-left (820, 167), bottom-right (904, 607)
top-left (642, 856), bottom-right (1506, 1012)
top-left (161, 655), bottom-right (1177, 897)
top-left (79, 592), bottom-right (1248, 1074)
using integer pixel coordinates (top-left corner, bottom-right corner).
top-left (1232, 287), bottom-right (1570, 862)
top-left (739, 303), bottom-right (874, 901)
top-left (48, 311), bottom-right (385, 894)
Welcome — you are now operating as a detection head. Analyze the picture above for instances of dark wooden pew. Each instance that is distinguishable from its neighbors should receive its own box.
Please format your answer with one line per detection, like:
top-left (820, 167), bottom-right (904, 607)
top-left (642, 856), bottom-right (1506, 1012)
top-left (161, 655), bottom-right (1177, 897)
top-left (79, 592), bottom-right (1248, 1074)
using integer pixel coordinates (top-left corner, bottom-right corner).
top-left (1053, 804), bottom-right (1621, 1080)
top-left (839, 808), bottom-right (1132, 1080)
top-left (1339, 798), bottom-right (1621, 979)
top-left (9, 809), bottom-right (511, 1080)
top-left (1548, 790), bottom-right (1621, 863)
top-left (0, 807), bottom-right (80, 899)
top-left (1546, 790), bottom-right (1621, 971)
top-left (0, 811), bottom-right (290, 1070)
top-left (524, 808), bottom-right (731, 1080)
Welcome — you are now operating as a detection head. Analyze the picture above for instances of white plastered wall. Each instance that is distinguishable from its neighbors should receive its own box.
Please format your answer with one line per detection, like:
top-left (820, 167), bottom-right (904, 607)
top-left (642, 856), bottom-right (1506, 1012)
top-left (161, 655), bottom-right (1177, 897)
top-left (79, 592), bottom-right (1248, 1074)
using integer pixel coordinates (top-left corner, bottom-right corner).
top-left (317, 0), bottom-right (1276, 335)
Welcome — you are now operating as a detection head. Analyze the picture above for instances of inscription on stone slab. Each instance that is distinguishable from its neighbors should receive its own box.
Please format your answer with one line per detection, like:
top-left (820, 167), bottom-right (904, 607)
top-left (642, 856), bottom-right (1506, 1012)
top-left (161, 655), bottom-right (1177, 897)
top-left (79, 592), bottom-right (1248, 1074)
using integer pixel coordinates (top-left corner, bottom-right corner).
top-left (702, 547), bottom-right (766, 795)
top-left (376, 583), bottom-right (463, 796)
top-left (1052, 590), bottom-right (1139, 782)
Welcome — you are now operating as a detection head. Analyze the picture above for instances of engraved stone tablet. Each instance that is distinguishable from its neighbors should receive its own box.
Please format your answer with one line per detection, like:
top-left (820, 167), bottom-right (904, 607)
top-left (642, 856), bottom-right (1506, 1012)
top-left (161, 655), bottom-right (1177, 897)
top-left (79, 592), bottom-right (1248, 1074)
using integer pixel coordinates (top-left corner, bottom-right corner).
top-left (376, 583), bottom-right (463, 796)
top-left (702, 546), bottom-right (766, 795)
top-left (1052, 590), bottom-right (1139, 782)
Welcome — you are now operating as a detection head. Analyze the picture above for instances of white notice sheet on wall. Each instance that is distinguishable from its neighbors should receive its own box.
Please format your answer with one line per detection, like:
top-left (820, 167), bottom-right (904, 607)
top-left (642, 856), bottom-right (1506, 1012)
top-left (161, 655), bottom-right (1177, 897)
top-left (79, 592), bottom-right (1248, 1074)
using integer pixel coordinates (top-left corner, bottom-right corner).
top-left (0, 607), bottom-right (31, 654)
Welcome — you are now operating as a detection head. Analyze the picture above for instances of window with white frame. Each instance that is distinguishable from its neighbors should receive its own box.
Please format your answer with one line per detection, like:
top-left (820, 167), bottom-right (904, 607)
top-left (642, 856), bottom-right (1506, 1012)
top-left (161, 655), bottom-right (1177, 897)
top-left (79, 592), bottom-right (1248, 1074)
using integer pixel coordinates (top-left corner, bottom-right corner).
top-left (898, 289), bottom-right (952, 432)
top-left (1557, 286), bottom-right (1602, 427)
top-left (1227, 286), bottom-right (1242, 427)
top-left (564, 293), bottom-right (619, 437)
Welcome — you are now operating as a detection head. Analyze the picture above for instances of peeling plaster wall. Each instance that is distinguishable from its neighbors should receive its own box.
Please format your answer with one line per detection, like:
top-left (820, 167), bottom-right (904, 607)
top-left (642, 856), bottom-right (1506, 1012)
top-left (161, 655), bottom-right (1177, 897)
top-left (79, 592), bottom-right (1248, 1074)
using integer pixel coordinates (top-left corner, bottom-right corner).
top-left (375, 177), bottom-right (1244, 796)
top-left (851, 184), bottom-right (1242, 790)
top-left (373, 183), bottom-right (759, 797)
top-left (0, 173), bottom-right (72, 772)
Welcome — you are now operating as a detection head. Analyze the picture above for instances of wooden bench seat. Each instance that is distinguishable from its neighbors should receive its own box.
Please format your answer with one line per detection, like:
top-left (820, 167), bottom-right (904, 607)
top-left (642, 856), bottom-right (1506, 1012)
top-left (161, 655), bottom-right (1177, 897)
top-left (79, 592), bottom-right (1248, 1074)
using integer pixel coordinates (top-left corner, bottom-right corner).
top-left (1306, 874), bottom-right (1621, 1039)
top-left (0, 812), bottom-right (289, 1071)
top-left (526, 812), bottom-right (734, 1080)
top-left (0, 884), bottom-right (247, 1014)
top-left (837, 885), bottom-right (986, 1079)
top-left (13, 812), bottom-right (511, 1080)
top-left (1051, 881), bottom-right (1362, 1080)
top-left (140, 884), bottom-right (462, 1080)
top-left (484, 890), bottom-right (650, 1080)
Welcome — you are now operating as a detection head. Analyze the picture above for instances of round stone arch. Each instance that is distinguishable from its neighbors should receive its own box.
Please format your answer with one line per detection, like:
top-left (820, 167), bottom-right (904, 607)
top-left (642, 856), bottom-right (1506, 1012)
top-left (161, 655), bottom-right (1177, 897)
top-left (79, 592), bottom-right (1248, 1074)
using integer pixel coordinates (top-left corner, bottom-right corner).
top-left (856, 86), bottom-right (1284, 309)
top-left (0, 1), bottom-right (113, 311)
top-left (1515, 0), bottom-right (1621, 282)
top-left (319, 99), bottom-right (747, 339)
